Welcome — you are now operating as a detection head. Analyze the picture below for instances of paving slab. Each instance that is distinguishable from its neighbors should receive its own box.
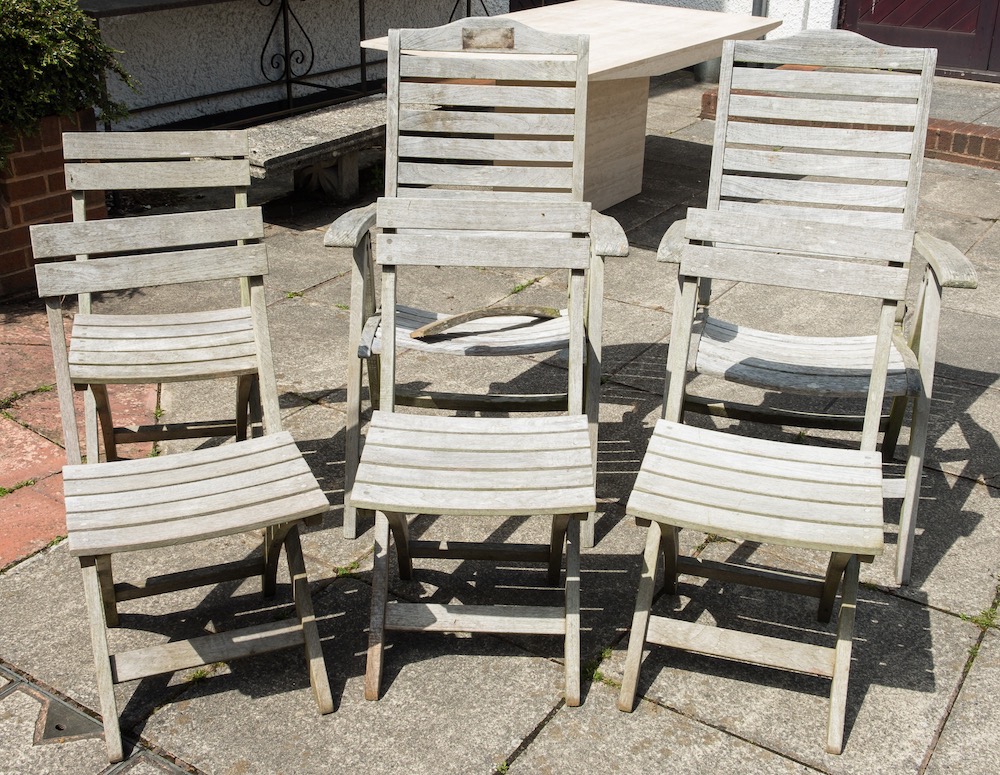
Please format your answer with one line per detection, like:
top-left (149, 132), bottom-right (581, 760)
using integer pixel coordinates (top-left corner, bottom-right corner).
top-left (508, 678), bottom-right (816, 775)
top-left (602, 581), bottom-right (979, 773)
top-left (926, 628), bottom-right (1000, 774)
top-left (0, 688), bottom-right (109, 773)
top-left (0, 476), bottom-right (65, 570)
top-left (140, 577), bottom-right (567, 775)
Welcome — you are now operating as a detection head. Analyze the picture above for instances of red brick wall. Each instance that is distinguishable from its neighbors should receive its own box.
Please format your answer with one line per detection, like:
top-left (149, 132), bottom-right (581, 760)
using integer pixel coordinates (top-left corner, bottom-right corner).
top-left (1, 110), bottom-right (106, 300)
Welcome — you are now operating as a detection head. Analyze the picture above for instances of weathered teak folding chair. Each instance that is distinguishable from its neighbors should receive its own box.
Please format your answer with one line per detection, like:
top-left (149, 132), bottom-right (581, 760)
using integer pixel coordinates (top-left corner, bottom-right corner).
top-left (617, 209), bottom-right (915, 753)
top-left (60, 130), bottom-right (264, 462)
top-left (30, 191), bottom-right (333, 763)
top-left (325, 16), bottom-right (628, 546)
top-left (656, 31), bottom-right (977, 584)
top-left (344, 17), bottom-right (609, 705)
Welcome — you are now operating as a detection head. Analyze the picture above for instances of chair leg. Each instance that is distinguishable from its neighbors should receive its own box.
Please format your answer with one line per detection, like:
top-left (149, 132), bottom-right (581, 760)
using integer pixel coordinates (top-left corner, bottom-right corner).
top-left (235, 375), bottom-right (254, 441)
top-left (897, 392), bottom-right (931, 586)
top-left (344, 345), bottom-right (364, 540)
top-left (581, 513), bottom-right (596, 551)
top-left (617, 522), bottom-right (664, 712)
top-left (80, 557), bottom-right (124, 763)
top-left (548, 514), bottom-right (571, 585)
top-left (660, 525), bottom-right (679, 595)
top-left (247, 377), bottom-right (263, 439)
top-left (89, 385), bottom-right (118, 462)
top-left (881, 395), bottom-right (908, 462)
top-left (284, 526), bottom-right (334, 714)
top-left (262, 524), bottom-right (293, 598)
top-left (564, 516), bottom-right (582, 707)
top-left (365, 511), bottom-right (390, 701)
top-left (95, 555), bottom-right (119, 628)
top-left (385, 511), bottom-right (412, 580)
top-left (826, 555), bottom-right (860, 755)
top-left (818, 552), bottom-right (852, 624)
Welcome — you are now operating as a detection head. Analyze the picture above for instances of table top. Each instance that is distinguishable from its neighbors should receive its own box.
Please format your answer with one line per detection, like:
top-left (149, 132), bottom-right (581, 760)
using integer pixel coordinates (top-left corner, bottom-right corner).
top-left (362, 0), bottom-right (781, 81)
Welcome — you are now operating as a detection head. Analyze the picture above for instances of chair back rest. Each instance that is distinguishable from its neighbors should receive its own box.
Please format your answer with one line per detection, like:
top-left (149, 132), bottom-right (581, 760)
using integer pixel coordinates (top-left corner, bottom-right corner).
top-left (710, 30), bottom-right (935, 230)
top-left (385, 16), bottom-right (589, 202)
top-left (375, 18), bottom-right (592, 414)
top-left (62, 130), bottom-right (251, 198)
top-left (666, 209), bottom-right (914, 449)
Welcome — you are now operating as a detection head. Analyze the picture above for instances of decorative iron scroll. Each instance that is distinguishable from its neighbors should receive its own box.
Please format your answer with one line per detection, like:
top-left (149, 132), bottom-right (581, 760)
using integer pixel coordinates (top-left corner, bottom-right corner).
top-left (259, 0), bottom-right (316, 84)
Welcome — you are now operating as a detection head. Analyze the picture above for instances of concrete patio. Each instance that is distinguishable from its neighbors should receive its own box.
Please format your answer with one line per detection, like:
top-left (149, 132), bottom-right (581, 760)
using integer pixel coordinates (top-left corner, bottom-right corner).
top-left (1, 69), bottom-right (998, 774)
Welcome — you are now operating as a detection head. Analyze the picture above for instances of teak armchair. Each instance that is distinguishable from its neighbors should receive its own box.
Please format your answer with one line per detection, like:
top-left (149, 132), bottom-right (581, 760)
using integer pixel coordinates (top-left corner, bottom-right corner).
top-left (619, 209), bottom-right (910, 753)
top-left (325, 16), bottom-right (628, 547)
top-left (30, 166), bottom-right (333, 762)
top-left (656, 30), bottom-right (977, 585)
top-left (339, 16), bottom-right (610, 705)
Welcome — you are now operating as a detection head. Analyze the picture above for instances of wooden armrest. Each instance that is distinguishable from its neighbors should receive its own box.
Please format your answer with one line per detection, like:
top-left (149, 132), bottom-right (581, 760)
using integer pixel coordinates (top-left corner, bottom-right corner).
top-left (656, 218), bottom-right (687, 263)
top-left (324, 203), bottom-right (377, 248)
top-left (913, 232), bottom-right (978, 289)
top-left (358, 314), bottom-right (381, 358)
top-left (591, 212), bottom-right (629, 257)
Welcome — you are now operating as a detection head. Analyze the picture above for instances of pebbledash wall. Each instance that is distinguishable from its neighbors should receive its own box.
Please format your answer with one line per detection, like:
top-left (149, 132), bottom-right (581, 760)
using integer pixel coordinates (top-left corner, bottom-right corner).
top-left (637, 0), bottom-right (840, 38)
top-left (100, 0), bottom-right (508, 130)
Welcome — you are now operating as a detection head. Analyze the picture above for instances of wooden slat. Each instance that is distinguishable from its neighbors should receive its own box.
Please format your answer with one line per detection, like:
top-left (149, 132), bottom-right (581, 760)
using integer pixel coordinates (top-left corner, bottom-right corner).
top-left (62, 130), bottom-right (248, 161)
top-left (720, 174), bottom-right (907, 209)
top-left (376, 233), bottom-right (590, 269)
top-left (675, 556), bottom-right (825, 598)
top-left (685, 209), bottom-right (913, 263)
top-left (110, 618), bottom-right (304, 683)
top-left (395, 187), bottom-right (575, 202)
top-left (408, 540), bottom-right (552, 563)
top-left (724, 121), bottom-right (916, 153)
top-left (718, 199), bottom-right (906, 228)
top-left (722, 148), bottom-right (911, 182)
top-left (399, 82), bottom-right (576, 109)
top-left (113, 558), bottom-right (262, 601)
top-left (68, 488), bottom-right (327, 555)
top-left (399, 53), bottom-right (577, 81)
top-left (73, 306), bottom-right (251, 329)
top-left (65, 159), bottom-right (250, 190)
top-left (398, 109), bottom-right (575, 135)
top-left (730, 67), bottom-right (922, 98)
top-left (727, 94), bottom-right (919, 126)
top-left (30, 207), bottom-right (263, 259)
top-left (72, 328), bottom-right (253, 353)
top-left (385, 603), bottom-right (566, 635)
top-left (70, 341), bottom-right (256, 367)
top-left (367, 411), bottom-right (585, 435)
top-left (34, 244), bottom-right (268, 297)
top-left (731, 32), bottom-right (932, 70)
top-left (397, 136), bottom-right (574, 163)
top-left (377, 198), bottom-right (591, 232)
top-left (365, 421), bottom-right (591, 450)
top-left (645, 615), bottom-right (836, 678)
top-left (399, 16), bottom-right (584, 56)
top-left (681, 244), bottom-right (909, 299)
top-left (396, 161), bottom-right (573, 190)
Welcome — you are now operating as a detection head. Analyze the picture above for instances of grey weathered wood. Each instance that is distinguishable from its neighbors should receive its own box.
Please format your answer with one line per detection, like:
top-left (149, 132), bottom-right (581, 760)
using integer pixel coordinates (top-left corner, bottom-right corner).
top-left (662, 30), bottom-right (973, 589)
top-left (30, 207), bottom-right (263, 261)
top-left (66, 159), bottom-right (250, 190)
top-left (348, 16), bottom-right (603, 703)
top-left (39, 219), bottom-right (335, 762)
top-left (110, 618), bottom-right (305, 683)
top-left (618, 33), bottom-right (952, 745)
top-left (63, 130), bottom-right (247, 160)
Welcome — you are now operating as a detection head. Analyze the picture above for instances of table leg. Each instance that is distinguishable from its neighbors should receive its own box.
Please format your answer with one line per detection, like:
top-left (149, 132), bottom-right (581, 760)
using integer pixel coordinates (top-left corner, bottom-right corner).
top-left (584, 76), bottom-right (650, 211)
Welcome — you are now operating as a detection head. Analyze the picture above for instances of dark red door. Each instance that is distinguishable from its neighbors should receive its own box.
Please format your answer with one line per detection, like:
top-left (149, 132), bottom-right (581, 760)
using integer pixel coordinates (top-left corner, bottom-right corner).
top-left (842, 0), bottom-right (1000, 73)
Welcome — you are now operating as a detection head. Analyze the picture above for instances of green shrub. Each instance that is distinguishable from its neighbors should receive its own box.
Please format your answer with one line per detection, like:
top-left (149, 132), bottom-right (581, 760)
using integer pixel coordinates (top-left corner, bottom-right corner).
top-left (0, 0), bottom-right (135, 167)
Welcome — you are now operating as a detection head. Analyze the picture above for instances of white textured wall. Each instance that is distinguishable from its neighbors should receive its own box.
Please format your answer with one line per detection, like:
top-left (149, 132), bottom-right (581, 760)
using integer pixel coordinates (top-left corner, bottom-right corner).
top-left (628, 0), bottom-right (840, 38)
top-left (102, 0), bottom-right (507, 129)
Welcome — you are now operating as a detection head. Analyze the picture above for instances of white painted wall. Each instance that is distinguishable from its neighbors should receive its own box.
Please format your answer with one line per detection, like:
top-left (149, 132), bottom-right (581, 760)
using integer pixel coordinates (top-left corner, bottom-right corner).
top-left (102, 0), bottom-right (507, 129)
top-left (630, 0), bottom-right (840, 38)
